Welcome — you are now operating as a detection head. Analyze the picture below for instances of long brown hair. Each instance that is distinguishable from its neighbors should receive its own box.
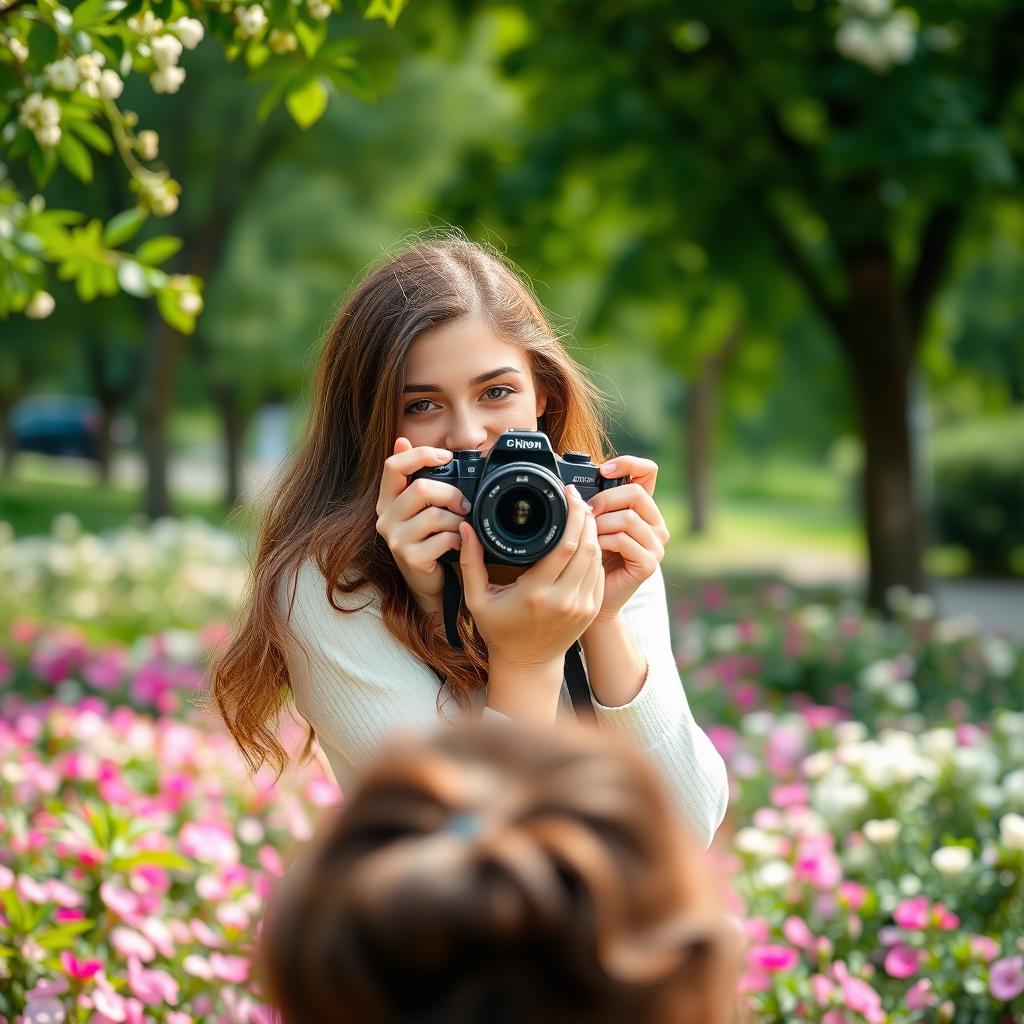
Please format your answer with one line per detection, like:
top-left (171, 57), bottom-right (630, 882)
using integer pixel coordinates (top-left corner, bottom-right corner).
top-left (259, 720), bottom-right (738, 1024)
top-left (209, 231), bottom-right (613, 776)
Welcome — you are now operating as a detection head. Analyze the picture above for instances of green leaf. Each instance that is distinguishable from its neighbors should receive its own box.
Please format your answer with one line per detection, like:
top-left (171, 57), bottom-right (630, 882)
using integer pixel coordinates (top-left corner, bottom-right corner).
top-left (285, 77), bottom-right (329, 129)
top-left (103, 207), bottom-right (148, 248)
top-left (111, 848), bottom-right (192, 872)
top-left (364, 0), bottom-right (406, 28)
top-left (27, 144), bottom-right (59, 188)
top-left (156, 288), bottom-right (197, 334)
top-left (257, 70), bottom-right (297, 122)
top-left (69, 118), bottom-right (114, 155)
top-left (136, 235), bottom-right (183, 266)
top-left (57, 132), bottom-right (93, 184)
top-left (329, 62), bottom-right (375, 103)
top-left (71, 0), bottom-right (112, 29)
top-left (294, 19), bottom-right (327, 59)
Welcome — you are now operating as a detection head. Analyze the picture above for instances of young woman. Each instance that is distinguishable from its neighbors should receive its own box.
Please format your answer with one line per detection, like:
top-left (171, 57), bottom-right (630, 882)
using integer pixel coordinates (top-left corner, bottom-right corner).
top-left (210, 233), bottom-right (728, 845)
top-left (259, 719), bottom-right (739, 1024)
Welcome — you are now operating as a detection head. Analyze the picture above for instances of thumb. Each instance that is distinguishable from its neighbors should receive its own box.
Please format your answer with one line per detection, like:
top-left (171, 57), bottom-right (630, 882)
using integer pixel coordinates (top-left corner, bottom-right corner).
top-left (394, 436), bottom-right (412, 456)
top-left (458, 522), bottom-right (487, 604)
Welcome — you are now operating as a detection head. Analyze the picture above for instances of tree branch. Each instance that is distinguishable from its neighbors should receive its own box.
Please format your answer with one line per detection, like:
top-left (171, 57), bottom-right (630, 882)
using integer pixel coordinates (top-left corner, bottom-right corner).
top-left (907, 204), bottom-right (961, 352)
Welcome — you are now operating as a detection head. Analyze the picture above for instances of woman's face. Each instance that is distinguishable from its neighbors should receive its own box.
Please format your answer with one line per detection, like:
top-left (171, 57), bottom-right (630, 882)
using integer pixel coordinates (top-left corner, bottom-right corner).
top-left (398, 316), bottom-right (547, 456)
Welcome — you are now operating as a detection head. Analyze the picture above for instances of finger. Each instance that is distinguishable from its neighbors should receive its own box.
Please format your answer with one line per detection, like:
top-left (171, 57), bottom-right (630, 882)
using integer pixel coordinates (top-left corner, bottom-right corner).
top-left (458, 522), bottom-right (488, 607)
top-left (391, 478), bottom-right (471, 520)
top-left (588, 483), bottom-right (661, 526)
top-left (552, 503), bottom-right (601, 593)
top-left (392, 506), bottom-right (466, 545)
top-left (401, 528), bottom-right (462, 573)
top-left (591, 510), bottom-right (665, 559)
top-left (598, 455), bottom-right (658, 495)
top-left (521, 485), bottom-right (588, 588)
top-left (378, 441), bottom-right (454, 510)
top-left (581, 536), bottom-right (606, 605)
top-left (598, 531), bottom-right (661, 576)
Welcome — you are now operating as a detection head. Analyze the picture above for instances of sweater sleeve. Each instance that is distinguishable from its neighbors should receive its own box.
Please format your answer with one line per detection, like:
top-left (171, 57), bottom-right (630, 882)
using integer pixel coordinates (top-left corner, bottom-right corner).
top-left (277, 560), bottom-right (452, 780)
top-left (588, 564), bottom-right (729, 847)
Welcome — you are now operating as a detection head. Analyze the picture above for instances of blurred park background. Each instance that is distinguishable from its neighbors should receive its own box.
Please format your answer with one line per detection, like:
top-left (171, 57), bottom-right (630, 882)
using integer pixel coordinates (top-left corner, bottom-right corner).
top-left (2, 2), bottom-right (1024, 1021)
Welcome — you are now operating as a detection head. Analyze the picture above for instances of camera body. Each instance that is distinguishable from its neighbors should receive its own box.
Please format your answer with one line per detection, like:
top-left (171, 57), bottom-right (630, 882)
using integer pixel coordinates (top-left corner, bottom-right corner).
top-left (409, 428), bottom-right (630, 567)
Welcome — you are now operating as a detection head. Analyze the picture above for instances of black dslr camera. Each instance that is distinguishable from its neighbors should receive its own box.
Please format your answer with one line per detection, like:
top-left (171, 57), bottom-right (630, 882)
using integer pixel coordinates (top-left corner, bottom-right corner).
top-left (409, 428), bottom-right (630, 567)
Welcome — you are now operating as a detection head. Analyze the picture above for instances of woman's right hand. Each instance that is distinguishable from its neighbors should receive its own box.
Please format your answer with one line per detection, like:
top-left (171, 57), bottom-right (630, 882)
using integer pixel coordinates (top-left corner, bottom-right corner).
top-left (458, 483), bottom-right (605, 671)
top-left (375, 437), bottom-right (470, 613)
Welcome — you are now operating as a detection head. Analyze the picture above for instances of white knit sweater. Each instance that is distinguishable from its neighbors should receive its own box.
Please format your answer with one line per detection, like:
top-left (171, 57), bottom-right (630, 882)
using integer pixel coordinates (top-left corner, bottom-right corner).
top-left (277, 559), bottom-right (729, 846)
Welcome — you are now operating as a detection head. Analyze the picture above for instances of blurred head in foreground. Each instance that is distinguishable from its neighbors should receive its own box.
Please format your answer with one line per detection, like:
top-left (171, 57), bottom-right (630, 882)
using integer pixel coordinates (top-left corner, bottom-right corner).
top-left (259, 720), bottom-right (738, 1024)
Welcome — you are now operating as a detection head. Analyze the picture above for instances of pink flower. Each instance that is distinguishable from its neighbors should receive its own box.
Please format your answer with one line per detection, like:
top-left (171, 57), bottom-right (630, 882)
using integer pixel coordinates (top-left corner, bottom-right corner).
top-left (180, 821), bottom-right (239, 866)
top-left (258, 844), bottom-right (284, 877)
top-left (100, 880), bottom-right (140, 921)
top-left (748, 944), bottom-right (799, 972)
top-left (933, 904), bottom-right (959, 930)
top-left (893, 896), bottom-right (930, 930)
top-left (46, 880), bottom-right (84, 908)
top-left (783, 917), bottom-right (815, 951)
top-left (906, 978), bottom-right (937, 1011)
top-left (990, 956), bottom-right (1024, 1001)
top-left (93, 987), bottom-right (128, 1021)
top-left (811, 973), bottom-right (836, 1006)
top-left (59, 951), bottom-right (101, 980)
top-left (22, 996), bottom-right (66, 1023)
top-left (210, 952), bottom-right (250, 984)
top-left (17, 874), bottom-right (50, 904)
top-left (838, 881), bottom-right (868, 911)
top-left (183, 954), bottom-right (214, 980)
top-left (884, 943), bottom-right (921, 979)
top-left (970, 935), bottom-right (1000, 963)
top-left (126, 957), bottom-right (179, 1006)
top-left (111, 927), bottom-right (156, 963)
top-left (771, 783), bottom-right (808, 808)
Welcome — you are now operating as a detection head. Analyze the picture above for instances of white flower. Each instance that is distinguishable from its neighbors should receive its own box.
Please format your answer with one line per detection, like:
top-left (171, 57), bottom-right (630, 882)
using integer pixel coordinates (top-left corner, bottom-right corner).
top-left (860, 659), bottom-right (899, 693)
top-left (802, 750), bottom-right (834, 780)
top-left (169, 17), bottom-right (204, 49)
top-left (1002, 769), bottom-right (1024, 810)
top-left (995, 710), bottom-right (1024, 739)
top-left (847, 0), bottom-right (891, 15)
top-left (99, 69), bottom-right (124, 99)
top-left (952, 746), bottom-right (1000, 786)
top-left (137, 129), bottom-right (160, 160)
top-left (25, 291), bottom-right (55, 319)
top-left (757, 860), bottom-right (793, 888)
top-left (235, 5), bottom-right (268, 37)
top-left (798, 604), bottom-right (832, 634)
top-left (128, 11), bottom-right (163, 34)
top-left (150, 34), bottom-right (183, 70)
top-left (36, 124), bottom-right (62, 147)
top-left (887, 680), bottom-right (918, 710)
top-left (999, 813), bottom-right (1024, 852)
top-left (740, 711), bottom-right (775, 738)
top-left (151, 187), bottom-right (178, 216)
top-left (268, 28), bottom-right (298, 54)
top-left (837, 19), bottom-right (886, 72)
top-left (178, 291), bottom-right (203, 316)
top-left (44, 56), bottom-right (80, 91)
top-left (920, 727), bottom-right (956, 758)
top-left (709, 623), bottom-right (740, 652)
top-left (308, 0), bottom-right (331, 20)
top-left (734, 827), bottom-right (784, 859)
top-left (934, 614), bottom-right (978, 643)
top-left (864, 818), bottom-right (901, 845)
top-left (835, 721), bottom-right (868, 745)
top-left (980, 636), bottom-right (1016, 678)
top-left (932, 845), bottom-right (972, 877)
top-left (76, 53), bottom-right (104, 82)
top-left (973, 785), bottom-right (1003, 811)
top-left (150, 65), bottom-right (186, 94)
top-left (8, 37), bottom-right (29, 62)
top-left (878, 11), bottom-right (917, 64)
top-left (907, 593), bottom-right (935, 621)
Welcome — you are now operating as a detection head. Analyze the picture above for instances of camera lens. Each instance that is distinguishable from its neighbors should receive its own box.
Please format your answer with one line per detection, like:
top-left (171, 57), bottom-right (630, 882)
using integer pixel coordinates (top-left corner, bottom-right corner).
top-left (495, 485), bottom-right (548, 542)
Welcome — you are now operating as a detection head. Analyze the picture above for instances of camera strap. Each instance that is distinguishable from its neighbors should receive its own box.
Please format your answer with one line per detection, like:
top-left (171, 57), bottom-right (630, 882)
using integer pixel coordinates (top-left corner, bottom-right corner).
top-left (441, 562), bottom-right (596, 723)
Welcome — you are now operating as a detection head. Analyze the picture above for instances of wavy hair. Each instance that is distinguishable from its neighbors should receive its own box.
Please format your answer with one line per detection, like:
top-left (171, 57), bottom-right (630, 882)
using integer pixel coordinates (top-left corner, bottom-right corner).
top-left (209, 231), bottom-right (613, 776)
top-left (258, 721), bottom-right (738, 1023)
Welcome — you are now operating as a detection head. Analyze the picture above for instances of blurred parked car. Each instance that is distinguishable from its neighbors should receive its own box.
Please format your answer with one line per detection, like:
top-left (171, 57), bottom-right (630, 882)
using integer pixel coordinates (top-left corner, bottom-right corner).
top-left (11, 395), bottom-right (103, 460)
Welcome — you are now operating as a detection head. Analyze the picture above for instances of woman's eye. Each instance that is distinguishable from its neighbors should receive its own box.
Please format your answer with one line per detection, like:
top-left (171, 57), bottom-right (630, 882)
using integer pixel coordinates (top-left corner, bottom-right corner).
top-left (484, 386), bottom-right (516, 401)
top-left (404, 399), bottom-right (436, 415)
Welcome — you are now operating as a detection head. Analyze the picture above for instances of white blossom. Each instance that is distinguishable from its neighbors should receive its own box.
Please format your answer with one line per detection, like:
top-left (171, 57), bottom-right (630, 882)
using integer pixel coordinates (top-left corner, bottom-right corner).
top-left (8, 37), bottom-right (29, 62)
top-left (863, 818), bottom-right (901, 845)
top-left (235, 5), bottom-right (268, 37)
top-left (169, 17), bottom-right (204, 49)
top-left (308, 0), bottom-right (331, 20)
top-left (999, 813), bottom-right (1024, 852)
top-left (128, 11), bottom-right (164, 35)
top-left (45, 56), bottom-right (81, 91)
top-left (137, 129), bottom-right (160, 161)
top-left (269, 28), bottom-right (298, 54)
top-left (150, 65), bottom-right (186, 94)
top-left (878, 11), bottom-right (917, 64)
top-left (99, 69), bottom-right (124, 99)
top-left (25, 291), bottom-right (55, 319)
top-left (151, 34), bottom-right (183, 70)
top-left (932, 845), bottom-right (972, 877)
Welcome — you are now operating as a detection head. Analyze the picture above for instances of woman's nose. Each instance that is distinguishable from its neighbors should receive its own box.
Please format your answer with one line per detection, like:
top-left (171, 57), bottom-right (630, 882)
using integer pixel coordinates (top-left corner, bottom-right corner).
top-left (445, 411), bottom-right (488, 454)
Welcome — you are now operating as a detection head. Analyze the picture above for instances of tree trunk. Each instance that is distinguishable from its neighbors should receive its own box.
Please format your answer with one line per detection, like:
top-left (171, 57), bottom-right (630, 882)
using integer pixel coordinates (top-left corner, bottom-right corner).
top-left (139, 313), bottom-right (185, 519)
top-left (684, 325), bottom-right (744, 535)
top-left (218, 387), bottom-right (248, 511)
top-left (0, 397), bottom-right (17, 478)
top-left (841, 252), bottom-right (927, 608)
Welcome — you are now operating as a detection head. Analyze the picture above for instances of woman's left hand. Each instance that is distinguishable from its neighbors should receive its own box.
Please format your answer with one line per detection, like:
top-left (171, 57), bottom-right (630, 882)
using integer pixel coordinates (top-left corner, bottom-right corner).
top-left (586, 455), bottom-right (670, 621)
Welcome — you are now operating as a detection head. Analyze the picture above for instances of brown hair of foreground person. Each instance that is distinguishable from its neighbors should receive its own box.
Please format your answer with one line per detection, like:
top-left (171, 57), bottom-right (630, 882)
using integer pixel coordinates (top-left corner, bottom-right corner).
top-left (258, 720), bottom-right (739, 1024)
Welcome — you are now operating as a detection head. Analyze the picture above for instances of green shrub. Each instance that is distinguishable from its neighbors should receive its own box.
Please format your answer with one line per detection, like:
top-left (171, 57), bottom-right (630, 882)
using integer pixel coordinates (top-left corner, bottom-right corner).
top-left (930, 413), bottom-right (1024, 576)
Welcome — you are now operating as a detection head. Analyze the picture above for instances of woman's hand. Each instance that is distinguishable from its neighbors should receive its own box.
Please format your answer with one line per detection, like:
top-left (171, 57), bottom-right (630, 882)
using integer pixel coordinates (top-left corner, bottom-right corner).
top-left (458, 484), bottom-right (605, 669)
top-left (375, 437), bottom-right (469, 614)
top-left (587, 455), bottom-right (670, 621)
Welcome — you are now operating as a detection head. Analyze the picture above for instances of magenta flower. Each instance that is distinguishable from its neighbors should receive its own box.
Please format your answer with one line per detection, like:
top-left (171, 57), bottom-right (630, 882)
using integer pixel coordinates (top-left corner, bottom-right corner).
top-left (59, 951), bottom-right (102, 981)
top-left (970, 935), bottom-right (1001, 963)
top-left (210, 952), bottom-right (251, 984)
top-left (126, 957), bottom-right (180, 1006)
top-left (906, 978), bottom-right (937, 1010)
top-left (884, 943), bottom-right (921, 979)
top-left (990, 956), bottom-right (1024, 1001)
top-left (838, 881), bottom-right (868, 911)
top-left (783, 916), bottom-right (815, 951)
top-left (893, 895), bottom-right (930, 930)
top-left (111, 926), bottom-right (156, 963)
top-left (810, 973), bottom-right (836, 1006)
top-left (748, 944), bottom-right (799, 972)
